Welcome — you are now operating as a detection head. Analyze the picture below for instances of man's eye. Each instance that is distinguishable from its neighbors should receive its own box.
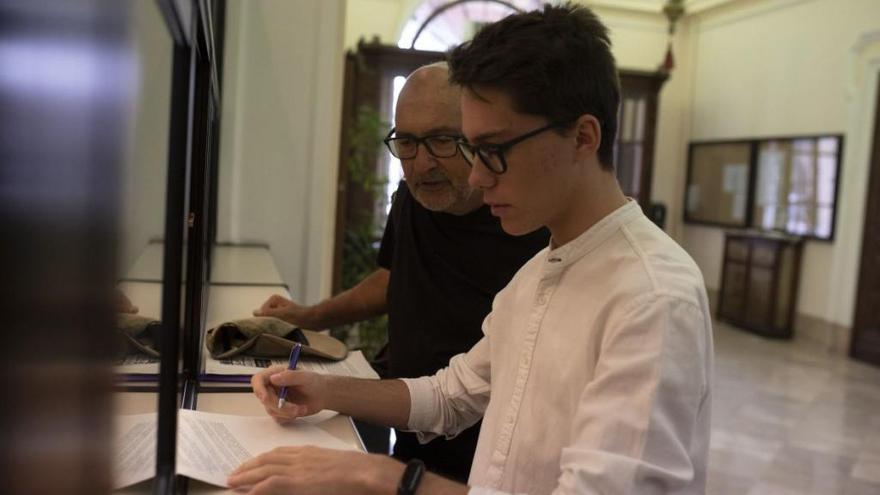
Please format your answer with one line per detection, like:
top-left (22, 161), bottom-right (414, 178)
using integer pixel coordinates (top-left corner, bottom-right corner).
top-left (396, 138), bottom-right (416, 147)
top-left (429, 136), bottom-right (455, 144)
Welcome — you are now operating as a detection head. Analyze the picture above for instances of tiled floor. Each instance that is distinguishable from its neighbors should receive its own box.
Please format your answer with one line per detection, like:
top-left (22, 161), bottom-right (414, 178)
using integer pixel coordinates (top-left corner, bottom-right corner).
top-left (709, 320), bottom-right (880, 494)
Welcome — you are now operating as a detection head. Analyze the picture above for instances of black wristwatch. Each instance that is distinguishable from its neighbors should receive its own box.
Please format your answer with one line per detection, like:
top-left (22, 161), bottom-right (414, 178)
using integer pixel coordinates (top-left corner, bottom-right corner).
top-left (397, 459), bottom-right (426, 495)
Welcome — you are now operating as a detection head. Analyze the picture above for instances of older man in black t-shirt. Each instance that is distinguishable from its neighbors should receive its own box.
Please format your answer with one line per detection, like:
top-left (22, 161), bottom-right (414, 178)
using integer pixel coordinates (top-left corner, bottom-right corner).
top-left (254, 62), bottom-right (547, 482)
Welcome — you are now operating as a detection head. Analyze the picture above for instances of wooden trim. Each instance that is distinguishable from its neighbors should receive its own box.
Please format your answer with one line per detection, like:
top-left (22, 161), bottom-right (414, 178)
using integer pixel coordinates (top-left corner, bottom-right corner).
top-left (850, 73), bottom-right (880, 365)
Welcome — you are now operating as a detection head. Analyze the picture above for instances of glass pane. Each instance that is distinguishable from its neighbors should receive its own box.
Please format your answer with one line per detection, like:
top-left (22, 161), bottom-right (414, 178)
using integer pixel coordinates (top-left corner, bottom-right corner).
top-left (633, 98), bottom-right (646, 140)
top-left (818, 136), bottom-right (838, 154)
top-left (622, 98), bottom-right (636, 141)
top-left (616, 143), bottom-right (642, 198)
top-left (756, 142), bottom-right (785, 208)
top-left (785, 204), bottom-right (811, 235)
top-left (817, 155), bottom-right (837, 205)
top-left (759, 205), bottom-right (779, 230)
top-left (792, 138), bottom-right (814, 154)
top-left (816, 206), bottom-right (833, 238)
top-left (401, 0), bottom-right (545, 50)
top-left (788, 151), bottom-right (815, 204)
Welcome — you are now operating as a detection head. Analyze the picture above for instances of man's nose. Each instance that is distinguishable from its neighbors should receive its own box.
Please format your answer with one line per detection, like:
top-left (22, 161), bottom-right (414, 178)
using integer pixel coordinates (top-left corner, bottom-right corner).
top-left (468, 156), bottom-right (495, 190)
top-left (411, 143), bottom-right (437, 173)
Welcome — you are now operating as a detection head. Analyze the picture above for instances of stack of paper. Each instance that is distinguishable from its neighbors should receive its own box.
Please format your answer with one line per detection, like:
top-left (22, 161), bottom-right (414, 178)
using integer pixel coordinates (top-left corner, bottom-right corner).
top-left (113, 409), bottom-right (355, 489)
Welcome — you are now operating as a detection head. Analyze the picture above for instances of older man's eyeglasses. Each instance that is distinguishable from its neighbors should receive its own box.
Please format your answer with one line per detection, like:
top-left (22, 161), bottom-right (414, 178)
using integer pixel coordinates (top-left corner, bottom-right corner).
top-left (456, 123), bottom-right (561, 174)
top-left (383, 128), bottom-right (462, 160)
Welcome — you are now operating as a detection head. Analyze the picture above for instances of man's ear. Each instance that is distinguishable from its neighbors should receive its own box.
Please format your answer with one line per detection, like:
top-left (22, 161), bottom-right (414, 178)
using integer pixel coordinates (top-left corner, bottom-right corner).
top-left (573, 114), bottom-right (602, 157)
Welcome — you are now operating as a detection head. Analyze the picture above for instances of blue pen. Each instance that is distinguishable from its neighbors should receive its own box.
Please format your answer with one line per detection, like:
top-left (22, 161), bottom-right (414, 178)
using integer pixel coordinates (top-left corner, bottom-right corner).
top-left (277, 342), bottom-right (302, 409)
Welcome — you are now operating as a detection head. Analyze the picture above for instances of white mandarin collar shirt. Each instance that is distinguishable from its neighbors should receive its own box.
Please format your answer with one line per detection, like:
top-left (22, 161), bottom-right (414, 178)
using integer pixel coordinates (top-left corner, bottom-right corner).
top-left (404, 200), bottom-right (713, 495)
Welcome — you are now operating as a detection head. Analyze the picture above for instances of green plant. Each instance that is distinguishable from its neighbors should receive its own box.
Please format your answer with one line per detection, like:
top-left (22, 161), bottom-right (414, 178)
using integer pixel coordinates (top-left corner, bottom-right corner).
top-left (334, 105), bottom-right (389, 361)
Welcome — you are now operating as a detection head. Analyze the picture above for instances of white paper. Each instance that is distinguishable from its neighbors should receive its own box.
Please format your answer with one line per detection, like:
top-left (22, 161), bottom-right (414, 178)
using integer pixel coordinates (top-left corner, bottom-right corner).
top-left (114, 354), bottom-right (160, 375)
top-left (113, 414), bottom-right (158, 490)
top-left (722, 163), bottom-right (748, 194)
top-left (177, 409), bottom-right (355, 487)
top-left (205, 355), bottom-right (288, 375)
top-left (205, 350), bottom-right (379, 380)
top-left (731, 193), bottom-right (747, 221)
top-left (299, 351), bottom-right (379, 380)
top-left (113, 410), bottom-right (357, 489)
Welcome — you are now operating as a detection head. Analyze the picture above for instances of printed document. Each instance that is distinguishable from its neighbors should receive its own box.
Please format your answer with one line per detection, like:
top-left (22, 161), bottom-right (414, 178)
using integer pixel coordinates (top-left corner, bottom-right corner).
top-left (113, 409), bottom-right (355, 489)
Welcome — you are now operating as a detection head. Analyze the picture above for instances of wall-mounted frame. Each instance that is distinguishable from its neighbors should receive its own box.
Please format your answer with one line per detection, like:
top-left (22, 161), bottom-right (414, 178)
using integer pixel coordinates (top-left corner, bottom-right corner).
top-left (684, 140), bottom-right (755, 228)
top-left (751, 135), bottom-right (844, 241)
top-left (684, 134), bottom-right (844, 241)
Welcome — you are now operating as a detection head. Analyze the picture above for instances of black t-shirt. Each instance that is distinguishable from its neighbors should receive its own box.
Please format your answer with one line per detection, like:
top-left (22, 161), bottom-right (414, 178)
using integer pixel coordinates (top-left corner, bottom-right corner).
top-left (376, 181), bottom-right (548, 481)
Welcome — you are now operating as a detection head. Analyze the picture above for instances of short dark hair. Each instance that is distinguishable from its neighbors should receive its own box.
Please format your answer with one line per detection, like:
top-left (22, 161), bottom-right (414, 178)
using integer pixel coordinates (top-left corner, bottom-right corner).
top-left (448, 3), bottom-right (620, 169)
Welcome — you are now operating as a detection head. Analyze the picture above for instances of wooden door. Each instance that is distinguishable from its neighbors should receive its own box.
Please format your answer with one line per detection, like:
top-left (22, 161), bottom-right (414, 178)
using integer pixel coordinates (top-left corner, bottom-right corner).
top-left (333, 42), bottom-right (444, 293)
top-left (850, 74), bottom-right (880, 366)
top-left (616, 70), bottom-right (668, 211)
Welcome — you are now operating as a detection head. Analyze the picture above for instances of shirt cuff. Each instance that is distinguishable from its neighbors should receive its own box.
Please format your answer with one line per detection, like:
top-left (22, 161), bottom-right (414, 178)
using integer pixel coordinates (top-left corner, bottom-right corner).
top-left (400, 376), bottom-right (437, 431)
top-left (468, 487), bottom-right (525, 495)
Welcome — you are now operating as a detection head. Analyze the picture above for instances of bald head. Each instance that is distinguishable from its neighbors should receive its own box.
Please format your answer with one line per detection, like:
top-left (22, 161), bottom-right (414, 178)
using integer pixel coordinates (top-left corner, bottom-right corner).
top-left (396, 62), bottom-right (461, 125)
top-left (393, 62), bottom-right (482, 215)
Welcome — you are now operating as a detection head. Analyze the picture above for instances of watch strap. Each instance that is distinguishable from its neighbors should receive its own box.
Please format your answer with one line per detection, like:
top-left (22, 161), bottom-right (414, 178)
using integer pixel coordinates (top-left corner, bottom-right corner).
top-left (397, 458), bottom-right (426, 495)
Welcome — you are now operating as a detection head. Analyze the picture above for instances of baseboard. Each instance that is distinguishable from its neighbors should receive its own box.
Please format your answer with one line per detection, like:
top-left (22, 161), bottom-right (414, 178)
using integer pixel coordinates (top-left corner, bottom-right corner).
top-left (705, 287), bottom-right (851, 356)
top-left (794, 313), bottom-right (852, 356)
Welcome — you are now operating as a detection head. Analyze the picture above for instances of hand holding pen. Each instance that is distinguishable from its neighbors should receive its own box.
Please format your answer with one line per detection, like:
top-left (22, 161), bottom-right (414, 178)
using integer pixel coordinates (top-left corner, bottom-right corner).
top-left (277, 342), bottom-right (302, 409)
top-left (251, 343), bottom-right (329, 423)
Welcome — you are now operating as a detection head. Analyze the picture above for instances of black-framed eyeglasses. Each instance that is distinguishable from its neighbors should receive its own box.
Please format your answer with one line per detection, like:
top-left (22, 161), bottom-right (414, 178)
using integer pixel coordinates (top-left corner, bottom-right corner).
top-left (383, 128), bottom-right (462, 160)
top-left (456, 123), bottom-right (562, 174)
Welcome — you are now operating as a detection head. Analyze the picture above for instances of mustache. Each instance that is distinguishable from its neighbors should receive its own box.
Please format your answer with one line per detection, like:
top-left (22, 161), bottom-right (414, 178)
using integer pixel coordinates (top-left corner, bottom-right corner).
top-left (414, 171), bottom-right (449, 185)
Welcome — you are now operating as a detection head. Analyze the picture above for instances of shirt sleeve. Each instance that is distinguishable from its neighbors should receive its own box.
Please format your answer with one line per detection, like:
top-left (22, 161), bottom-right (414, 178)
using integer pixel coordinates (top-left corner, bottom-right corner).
top-left (468, 488), bottom-right (528, 495)
top-left (552, 292), bottom-right (712, 495)
top-left (401, 329), bottom-right (492, 443)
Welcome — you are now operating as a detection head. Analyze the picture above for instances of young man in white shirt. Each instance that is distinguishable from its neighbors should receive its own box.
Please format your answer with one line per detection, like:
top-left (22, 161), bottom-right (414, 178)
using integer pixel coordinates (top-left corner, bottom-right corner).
top-left (229, 4), bottom-right (713, 495)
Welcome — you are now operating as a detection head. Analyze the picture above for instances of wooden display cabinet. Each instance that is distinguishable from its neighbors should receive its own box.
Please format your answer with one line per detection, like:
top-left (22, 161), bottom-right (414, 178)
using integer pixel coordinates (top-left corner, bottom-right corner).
top-left (717, 231), bottom-right (803, 338)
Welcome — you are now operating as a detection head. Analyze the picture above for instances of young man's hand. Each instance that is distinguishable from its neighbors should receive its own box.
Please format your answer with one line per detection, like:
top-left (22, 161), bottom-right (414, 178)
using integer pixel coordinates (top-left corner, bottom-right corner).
top-left (227, 446), bottom-right (403, 495)
top-left (251, 366), bottom-right (329, 423)
top-left (253, 294), bottom-right (316, 328)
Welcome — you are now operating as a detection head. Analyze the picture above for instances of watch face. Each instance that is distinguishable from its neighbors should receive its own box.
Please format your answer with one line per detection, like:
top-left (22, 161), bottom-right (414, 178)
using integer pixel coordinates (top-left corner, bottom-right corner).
top-left (398, 459), bottom-right (426, 495)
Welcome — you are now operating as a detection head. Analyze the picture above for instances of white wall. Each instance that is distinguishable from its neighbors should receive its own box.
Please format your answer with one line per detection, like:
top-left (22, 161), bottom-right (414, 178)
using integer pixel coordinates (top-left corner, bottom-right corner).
top-left (344, 0), bottom-right (403, 48)
top-left (119, 0), bottom-right (172, 273)
top-left (218, 0), bottom-right (346, 302)
top-left (681, 0), bottom-right (880, 327)
top-left (590, 4), bottom-right (695, 244)
top-left (342, 0), bottom-right (880, 330)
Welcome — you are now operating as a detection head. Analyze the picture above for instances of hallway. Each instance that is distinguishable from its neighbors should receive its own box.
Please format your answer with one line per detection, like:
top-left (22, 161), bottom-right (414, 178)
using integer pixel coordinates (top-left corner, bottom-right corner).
top-left (708, 321), bottom-right (880, 494)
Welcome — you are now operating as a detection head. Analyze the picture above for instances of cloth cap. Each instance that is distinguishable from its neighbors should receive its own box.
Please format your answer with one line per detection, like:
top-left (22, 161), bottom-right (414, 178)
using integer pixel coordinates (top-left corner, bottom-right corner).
top-left (205, 316), bottom-right (348, 361)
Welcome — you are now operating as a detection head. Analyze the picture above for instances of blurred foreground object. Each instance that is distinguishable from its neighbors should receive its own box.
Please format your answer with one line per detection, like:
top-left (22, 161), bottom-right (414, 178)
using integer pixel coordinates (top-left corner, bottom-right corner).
top-left (0, 0), bottom-right (132, 493)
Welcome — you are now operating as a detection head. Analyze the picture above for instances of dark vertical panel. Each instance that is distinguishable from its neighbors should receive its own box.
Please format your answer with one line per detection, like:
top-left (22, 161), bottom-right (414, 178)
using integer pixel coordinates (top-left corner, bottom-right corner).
top-left (155, 38), bottom-right (192, 495)
top-left (0, 0), bottom-right (131, 493)
top-left (183, 44), bottom-right (212, 383)
top-left (850, 74), bottom-right (880, 366)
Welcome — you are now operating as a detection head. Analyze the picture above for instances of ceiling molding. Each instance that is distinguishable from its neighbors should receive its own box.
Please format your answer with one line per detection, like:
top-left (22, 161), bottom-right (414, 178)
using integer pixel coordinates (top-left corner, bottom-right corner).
top-left (684, 0), bottom-right (741, 15)
top-left (585, 0), bottom-right (741, 16)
